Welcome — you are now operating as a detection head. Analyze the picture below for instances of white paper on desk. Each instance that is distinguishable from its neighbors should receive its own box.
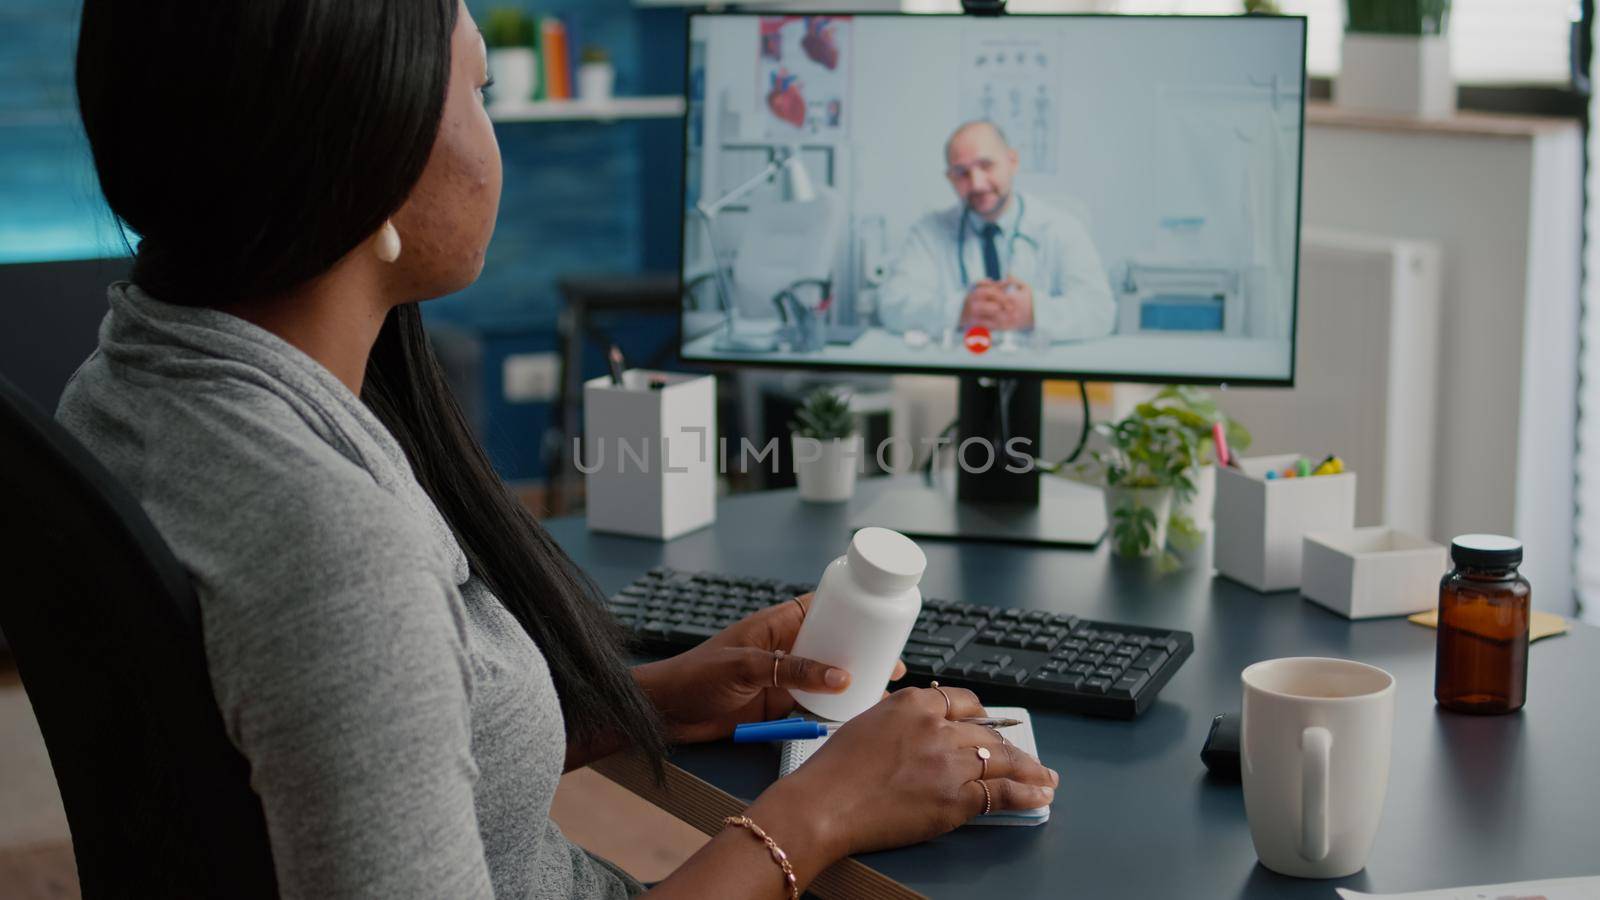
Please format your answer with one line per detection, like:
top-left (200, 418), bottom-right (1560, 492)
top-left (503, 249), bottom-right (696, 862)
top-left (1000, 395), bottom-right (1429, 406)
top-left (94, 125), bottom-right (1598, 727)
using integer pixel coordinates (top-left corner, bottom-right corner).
top-left (1337, 875), bottom-right (1600, 900)
top-left (777, 706), bottom-right (1049, 827)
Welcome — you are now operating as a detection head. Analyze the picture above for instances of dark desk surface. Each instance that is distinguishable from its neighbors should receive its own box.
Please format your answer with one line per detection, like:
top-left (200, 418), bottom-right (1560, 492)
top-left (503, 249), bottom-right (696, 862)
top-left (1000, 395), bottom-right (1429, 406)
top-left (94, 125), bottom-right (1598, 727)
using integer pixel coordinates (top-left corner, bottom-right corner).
top-left (545, 477), bottom-right (1600, 899)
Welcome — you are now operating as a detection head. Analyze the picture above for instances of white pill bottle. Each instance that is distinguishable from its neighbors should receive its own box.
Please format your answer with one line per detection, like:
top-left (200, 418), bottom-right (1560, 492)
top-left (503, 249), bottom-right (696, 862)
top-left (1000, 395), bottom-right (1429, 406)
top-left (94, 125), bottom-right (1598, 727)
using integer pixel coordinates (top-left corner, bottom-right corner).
top-left (789, 527), bottom-right (927, 721)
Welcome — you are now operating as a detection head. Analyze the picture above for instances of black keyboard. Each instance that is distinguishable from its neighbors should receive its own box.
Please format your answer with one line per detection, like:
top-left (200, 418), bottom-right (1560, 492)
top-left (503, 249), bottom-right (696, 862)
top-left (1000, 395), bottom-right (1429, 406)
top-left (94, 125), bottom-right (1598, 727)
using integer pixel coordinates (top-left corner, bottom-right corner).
top-left (607, 567), bottom-right (1193, 720)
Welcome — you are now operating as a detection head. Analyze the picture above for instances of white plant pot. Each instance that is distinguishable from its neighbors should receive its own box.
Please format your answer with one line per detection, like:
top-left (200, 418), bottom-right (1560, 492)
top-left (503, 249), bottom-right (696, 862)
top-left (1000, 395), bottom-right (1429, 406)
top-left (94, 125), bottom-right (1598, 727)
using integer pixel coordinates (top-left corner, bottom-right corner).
top-left (577, 61), bottom-right (615, 103)
top-left (1336, 33), bottom-right (1455, 120)
top-left (1176, 463), bottom-right (1216, 531)
top-left (487, 47), bottom-right (538, 108)
top-left (1103, 485), bottom-right (1173, 558)
top-left (793, 434), bottom-right (861, 503)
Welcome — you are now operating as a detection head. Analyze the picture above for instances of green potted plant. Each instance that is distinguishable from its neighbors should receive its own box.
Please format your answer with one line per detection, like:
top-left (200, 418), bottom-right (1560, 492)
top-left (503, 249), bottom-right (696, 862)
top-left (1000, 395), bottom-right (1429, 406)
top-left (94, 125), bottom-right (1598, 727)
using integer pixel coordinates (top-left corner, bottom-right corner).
top-left (1070, 410), bottom-right (1199, 568)
top-left (789, 387), bottom-right (860, 503)
top-left (1337, 0), bottom-right (1454, 119)
top-left (483, 8), bottom-right (538, 108)
top-left (577, 46), bottom-right (615, 104)
top-left (1131, 386), bottom-right (1251, 532)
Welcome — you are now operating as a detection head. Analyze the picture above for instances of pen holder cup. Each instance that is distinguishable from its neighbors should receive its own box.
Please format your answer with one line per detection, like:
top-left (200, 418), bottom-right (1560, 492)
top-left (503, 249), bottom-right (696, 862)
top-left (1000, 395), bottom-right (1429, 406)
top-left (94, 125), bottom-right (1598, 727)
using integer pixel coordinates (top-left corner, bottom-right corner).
top-left (583, 370), bottom-right (717, 541)
top-left (1214, 454), bottom-right (1356, 593)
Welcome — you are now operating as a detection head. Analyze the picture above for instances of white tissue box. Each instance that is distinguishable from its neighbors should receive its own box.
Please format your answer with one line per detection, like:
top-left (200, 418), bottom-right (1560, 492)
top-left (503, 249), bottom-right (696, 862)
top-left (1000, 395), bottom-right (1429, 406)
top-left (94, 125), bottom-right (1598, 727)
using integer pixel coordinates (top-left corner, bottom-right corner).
top-left (584, 370), bottom-right (716, 541)
top-left (1301, 528), bottom-right (1447, 619)
top-left (1214, 454), bottom-right (1357, 592)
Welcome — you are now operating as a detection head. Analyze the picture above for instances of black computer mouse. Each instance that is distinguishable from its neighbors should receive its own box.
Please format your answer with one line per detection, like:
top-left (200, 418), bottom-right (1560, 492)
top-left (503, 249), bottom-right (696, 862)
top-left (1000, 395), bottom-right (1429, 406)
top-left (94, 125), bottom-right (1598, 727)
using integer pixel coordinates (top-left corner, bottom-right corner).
top-left (1200, 712), bottom-right (1241, 782)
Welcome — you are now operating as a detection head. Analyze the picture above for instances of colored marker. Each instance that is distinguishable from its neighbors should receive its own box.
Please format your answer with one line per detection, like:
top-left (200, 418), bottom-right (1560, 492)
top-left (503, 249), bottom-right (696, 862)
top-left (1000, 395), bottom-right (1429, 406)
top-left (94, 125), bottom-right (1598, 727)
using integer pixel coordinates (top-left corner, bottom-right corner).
top-left (1212, 421), bottom-right (1234, 468)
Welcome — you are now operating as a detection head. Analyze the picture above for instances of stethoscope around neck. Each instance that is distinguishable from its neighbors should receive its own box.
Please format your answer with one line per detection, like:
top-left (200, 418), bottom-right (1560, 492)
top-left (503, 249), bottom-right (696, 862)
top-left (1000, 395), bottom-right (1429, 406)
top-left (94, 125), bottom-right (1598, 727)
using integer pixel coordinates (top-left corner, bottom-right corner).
top-left (957, 193), bottom-right (1041, 286)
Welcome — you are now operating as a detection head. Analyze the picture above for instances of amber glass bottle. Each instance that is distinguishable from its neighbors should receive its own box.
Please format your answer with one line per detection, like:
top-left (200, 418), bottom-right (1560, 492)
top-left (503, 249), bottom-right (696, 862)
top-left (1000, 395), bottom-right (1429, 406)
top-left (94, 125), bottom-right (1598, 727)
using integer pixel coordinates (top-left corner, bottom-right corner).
top-left (1435, 534), bottom-right (1530, 714)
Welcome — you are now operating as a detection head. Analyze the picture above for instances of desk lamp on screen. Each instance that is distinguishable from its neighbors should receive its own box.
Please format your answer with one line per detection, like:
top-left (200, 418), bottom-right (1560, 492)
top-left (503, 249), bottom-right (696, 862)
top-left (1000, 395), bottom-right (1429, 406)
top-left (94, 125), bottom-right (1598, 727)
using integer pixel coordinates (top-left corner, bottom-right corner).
top-left (678, 5), bottom-right (1307, 546)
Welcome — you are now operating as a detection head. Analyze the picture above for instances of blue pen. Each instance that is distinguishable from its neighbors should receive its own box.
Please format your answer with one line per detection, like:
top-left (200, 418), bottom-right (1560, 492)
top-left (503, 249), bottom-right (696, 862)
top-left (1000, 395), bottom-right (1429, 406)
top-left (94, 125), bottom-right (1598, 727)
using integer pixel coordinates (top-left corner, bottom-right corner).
top-left (733, 719), bottom-right (839, 743)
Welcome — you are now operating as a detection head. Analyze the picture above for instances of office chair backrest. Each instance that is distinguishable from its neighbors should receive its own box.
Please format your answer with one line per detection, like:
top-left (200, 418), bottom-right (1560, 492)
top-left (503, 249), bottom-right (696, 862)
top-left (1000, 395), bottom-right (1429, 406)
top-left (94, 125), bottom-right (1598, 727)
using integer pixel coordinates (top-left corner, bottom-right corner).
top-left (0, 375), bottom-right (278, 898)
top-left (731, 187), bottom-right (842, 320)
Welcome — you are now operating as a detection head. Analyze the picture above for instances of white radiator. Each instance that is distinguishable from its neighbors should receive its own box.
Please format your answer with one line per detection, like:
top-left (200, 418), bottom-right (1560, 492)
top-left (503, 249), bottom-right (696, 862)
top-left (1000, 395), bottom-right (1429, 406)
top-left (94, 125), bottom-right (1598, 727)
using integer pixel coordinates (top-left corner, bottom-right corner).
top-left (1117, 228), bottom-right (1443, 539)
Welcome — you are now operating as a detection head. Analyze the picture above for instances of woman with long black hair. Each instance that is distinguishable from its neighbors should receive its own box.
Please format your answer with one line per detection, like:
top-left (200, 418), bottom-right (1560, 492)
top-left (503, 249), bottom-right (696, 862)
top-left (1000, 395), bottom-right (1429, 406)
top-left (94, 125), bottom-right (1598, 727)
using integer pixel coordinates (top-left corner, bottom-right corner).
top-left (61, 2), bottom-right (1058, 896)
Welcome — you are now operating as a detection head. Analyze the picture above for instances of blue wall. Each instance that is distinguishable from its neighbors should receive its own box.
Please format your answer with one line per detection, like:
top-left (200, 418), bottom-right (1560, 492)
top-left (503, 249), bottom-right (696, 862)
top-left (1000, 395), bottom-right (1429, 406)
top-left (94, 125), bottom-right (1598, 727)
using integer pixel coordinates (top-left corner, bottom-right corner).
top-left (0, 0), bottom-right (688, 483)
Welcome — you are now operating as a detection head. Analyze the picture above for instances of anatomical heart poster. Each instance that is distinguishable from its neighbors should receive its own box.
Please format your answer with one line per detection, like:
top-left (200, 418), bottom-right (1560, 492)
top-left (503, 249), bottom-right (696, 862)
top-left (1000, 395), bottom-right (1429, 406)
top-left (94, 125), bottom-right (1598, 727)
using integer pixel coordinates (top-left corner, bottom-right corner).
top-left (758, 16), bottom-right (851, 140)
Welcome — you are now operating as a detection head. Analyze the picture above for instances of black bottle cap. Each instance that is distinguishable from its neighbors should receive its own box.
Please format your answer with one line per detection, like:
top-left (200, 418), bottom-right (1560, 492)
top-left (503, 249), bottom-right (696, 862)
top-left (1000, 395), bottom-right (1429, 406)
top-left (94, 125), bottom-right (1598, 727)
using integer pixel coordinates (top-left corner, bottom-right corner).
top-left (1450, 534), bottom-right (1523, 569)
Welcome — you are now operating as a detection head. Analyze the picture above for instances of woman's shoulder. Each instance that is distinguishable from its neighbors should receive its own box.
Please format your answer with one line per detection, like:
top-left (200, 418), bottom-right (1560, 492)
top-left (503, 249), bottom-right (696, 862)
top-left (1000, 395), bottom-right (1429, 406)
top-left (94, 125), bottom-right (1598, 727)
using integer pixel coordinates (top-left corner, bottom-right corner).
top-left (59, 348), bottom-right (460, 600)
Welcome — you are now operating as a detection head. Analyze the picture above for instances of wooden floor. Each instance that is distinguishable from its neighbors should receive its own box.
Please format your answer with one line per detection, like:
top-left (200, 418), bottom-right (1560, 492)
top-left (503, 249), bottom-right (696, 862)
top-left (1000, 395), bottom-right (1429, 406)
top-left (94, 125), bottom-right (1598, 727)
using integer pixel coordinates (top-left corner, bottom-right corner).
top-left (0, 657), bottom-right (706, 898)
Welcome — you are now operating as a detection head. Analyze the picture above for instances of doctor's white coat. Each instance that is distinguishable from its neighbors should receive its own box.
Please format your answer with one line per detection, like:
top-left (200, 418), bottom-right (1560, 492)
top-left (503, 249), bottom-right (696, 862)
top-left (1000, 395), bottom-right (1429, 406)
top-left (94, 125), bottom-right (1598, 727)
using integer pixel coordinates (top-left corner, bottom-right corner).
top-left (877, 192), bottom-right (1116, 343)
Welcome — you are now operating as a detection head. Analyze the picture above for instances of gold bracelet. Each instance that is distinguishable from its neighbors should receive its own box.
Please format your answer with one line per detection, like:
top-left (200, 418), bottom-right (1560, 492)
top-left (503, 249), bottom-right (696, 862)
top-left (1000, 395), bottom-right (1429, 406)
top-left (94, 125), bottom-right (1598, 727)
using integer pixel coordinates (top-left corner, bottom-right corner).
top-left (723, 814), bottom-right (800, 900)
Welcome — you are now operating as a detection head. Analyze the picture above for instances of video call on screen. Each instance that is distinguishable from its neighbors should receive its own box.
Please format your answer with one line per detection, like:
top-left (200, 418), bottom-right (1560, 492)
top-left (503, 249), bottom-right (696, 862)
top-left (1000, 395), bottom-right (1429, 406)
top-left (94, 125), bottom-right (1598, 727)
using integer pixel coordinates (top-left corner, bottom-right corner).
top-left (681, 13), bottom-right (1306, 384)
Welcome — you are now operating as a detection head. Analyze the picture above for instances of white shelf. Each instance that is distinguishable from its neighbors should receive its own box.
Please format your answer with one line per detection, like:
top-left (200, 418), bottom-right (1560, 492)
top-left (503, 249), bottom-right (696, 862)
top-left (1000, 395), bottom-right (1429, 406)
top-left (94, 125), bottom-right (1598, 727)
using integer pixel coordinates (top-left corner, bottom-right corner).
top-left (488, 96), bottom-right (685, 123)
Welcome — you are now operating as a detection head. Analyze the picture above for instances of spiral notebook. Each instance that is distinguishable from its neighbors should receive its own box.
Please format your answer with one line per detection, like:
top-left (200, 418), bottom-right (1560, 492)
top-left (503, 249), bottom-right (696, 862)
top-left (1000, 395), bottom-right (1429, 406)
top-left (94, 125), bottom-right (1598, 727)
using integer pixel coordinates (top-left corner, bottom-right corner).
top-left (777, 706), bottom-right (1050, 826)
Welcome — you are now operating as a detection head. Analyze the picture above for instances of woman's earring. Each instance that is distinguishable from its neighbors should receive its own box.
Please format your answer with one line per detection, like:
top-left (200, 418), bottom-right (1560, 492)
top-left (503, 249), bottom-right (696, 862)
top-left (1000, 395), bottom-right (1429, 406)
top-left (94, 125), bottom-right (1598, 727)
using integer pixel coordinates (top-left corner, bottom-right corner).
top-left (375, 219), bottom-right (402, 263)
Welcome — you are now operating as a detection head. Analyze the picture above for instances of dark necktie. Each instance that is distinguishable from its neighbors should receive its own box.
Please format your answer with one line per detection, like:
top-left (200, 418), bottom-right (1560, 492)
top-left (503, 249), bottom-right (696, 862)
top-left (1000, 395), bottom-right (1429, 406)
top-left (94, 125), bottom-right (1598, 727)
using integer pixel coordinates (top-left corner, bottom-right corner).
top-left (980, 222), bottom-right (1003, 282)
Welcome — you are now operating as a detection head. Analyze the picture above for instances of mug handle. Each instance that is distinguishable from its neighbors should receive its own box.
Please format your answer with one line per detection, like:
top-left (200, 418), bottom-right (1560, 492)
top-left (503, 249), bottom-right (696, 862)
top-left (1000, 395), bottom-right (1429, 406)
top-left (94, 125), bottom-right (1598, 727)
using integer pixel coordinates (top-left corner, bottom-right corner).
top-left (1300, 726), bottom-right (1332, 862)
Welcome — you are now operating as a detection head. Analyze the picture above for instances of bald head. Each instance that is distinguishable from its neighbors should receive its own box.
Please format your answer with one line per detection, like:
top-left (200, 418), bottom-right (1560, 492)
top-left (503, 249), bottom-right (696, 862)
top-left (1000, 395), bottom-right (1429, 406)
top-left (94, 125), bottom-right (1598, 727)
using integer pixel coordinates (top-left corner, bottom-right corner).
top-left (944, 120), bottom-right (1010, 164)
top-left (943, 120), bottom-right (1019, 221)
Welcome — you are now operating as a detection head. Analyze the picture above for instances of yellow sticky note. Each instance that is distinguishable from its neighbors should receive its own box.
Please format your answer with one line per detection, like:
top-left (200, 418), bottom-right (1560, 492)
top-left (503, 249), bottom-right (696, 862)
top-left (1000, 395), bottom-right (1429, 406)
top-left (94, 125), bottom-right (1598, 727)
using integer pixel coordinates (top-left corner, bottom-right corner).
top-left (1408, 608), bottom-right (1570, 642)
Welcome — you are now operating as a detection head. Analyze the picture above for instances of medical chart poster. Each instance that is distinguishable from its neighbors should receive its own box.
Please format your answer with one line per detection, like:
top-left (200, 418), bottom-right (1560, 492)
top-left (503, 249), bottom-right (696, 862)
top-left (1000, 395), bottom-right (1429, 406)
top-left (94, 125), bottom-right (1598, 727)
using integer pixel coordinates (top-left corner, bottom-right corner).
top-left (960, 34), bottom-right (1059, 174)
top-left (758, 16), bottom-right (852, 140)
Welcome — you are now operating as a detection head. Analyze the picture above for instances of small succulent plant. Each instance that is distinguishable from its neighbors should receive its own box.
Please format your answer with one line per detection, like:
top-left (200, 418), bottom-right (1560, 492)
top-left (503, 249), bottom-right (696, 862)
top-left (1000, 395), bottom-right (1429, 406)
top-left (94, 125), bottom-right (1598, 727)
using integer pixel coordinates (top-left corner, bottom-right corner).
top-left (789, 387), bottom-right (854, 441)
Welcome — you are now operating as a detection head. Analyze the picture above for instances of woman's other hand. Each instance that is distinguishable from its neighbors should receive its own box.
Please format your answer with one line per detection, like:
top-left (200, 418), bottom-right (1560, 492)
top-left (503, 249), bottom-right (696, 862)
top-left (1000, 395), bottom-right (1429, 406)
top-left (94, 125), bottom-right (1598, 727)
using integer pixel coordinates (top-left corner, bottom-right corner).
top-left (748, 685), bottom-right (1059, 860)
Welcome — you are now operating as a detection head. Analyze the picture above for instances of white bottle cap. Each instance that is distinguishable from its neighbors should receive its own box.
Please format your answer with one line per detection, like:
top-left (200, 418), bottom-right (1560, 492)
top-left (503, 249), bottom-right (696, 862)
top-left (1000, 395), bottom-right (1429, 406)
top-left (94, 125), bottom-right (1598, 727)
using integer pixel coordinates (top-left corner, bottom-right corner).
top-left (847, 527), bottom-right (927, 595)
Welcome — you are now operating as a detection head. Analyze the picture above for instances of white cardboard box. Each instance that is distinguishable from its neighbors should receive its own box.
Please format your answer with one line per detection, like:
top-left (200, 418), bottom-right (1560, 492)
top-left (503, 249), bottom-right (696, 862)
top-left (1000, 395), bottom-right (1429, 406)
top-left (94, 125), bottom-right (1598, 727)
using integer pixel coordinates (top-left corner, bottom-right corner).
top-left (583, 370), bottom-right (716, 540)
top-left (1214, 454), bottom-right (1357, 592)
top-left (1302, 527), bottom-right (1447, 619)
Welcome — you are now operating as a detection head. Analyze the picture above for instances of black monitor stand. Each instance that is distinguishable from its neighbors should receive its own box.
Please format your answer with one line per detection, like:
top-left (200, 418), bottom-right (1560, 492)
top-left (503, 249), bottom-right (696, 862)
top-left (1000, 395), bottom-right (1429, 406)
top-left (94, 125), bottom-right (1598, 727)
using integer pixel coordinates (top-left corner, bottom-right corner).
top-left (852, 376), bottom-right (1107, 548)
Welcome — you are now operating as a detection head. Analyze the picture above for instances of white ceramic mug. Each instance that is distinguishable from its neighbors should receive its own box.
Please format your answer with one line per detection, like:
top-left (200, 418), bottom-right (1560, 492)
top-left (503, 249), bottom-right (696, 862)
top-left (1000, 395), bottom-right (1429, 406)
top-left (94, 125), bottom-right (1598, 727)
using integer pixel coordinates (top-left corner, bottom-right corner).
top-left (1241, 657), bottom-right (1396, 879)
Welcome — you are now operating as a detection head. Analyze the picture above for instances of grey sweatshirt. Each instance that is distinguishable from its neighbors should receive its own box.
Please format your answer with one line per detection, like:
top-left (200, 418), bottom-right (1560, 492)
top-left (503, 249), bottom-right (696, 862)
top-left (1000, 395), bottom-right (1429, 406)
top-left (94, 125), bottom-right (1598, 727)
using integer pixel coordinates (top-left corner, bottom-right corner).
top-left (56, 283), bottom-right (642, 899)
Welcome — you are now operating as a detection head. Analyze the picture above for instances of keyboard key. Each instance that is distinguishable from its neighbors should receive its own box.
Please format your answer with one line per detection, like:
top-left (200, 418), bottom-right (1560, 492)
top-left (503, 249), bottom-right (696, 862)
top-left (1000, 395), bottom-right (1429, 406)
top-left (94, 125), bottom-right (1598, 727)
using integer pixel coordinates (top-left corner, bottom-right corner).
top-left (1112, 644), bottom-right (1140, 659)
top-left (923, 625), bottom-right (978, 649)
top-left (1082, 677), bottom-right (1113, 694)
top-left (1031, 671), bottom-right (1085, 690)
top-left (1050, 647), bottom-right (1080, 662)
top-left (670, 623), bottom-right (719, 643)
top-left (977, 653), bottom-right (1013, 668)
top-left (993, 666), bottom-right (1030, 685)
top-left (1120, 634), bottom-right (1150, 649)
top-left (902, 642), bottom-right (955, 662)
top-left (1077, 653), bottom-right (1105, 668)
top-left (902, 653), bottom-right (947, 675)
top-left (1132, 649), bottom-right (1171, 672)
top-left (943, 661), bottom-right (973, 677)
top-left (977, 628), bottom-right (1008, 645)
top-left (1110, 671), bottom-right (1149, 699)
top-left (1059, 639), bottom-right (1087, 654)
top-left (996, 609), bottom-right (1023, 621)
top-left (1095, 666), bottom-right (1124, 681)
top-left (1042, 660), bottom-right (1069, 674)
top-left (971, 664), bottom-right (1002, 680)
top-left (1067, 662), bottom-right (1096, 677)
top-left (1091, 641), bottom-right (1117, 655)
top-left (1023, 610), bottom-right (1049, 622)
top-left (1025, 635), bottom-right (1059, 652)
top-left (1049, 613), bottom-right (1079, 627)
top-left (956, 604), bottom-right (993, 619)
top-left (1000, 631), bottom-right (1033, 649)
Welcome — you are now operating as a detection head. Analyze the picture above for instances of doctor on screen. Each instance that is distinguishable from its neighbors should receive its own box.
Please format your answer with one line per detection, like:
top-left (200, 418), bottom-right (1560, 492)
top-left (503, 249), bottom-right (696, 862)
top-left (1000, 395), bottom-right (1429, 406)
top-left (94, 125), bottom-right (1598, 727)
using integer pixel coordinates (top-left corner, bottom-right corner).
top-left (878, 121), bottom-right (1115, 343)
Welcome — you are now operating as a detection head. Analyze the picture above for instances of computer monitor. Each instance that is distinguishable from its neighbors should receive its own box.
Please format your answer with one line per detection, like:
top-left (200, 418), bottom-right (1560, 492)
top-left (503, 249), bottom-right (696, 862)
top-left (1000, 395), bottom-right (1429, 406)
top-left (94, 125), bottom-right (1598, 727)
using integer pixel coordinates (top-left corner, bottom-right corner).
top-left (678, 10), bottom-right (1307, 545)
